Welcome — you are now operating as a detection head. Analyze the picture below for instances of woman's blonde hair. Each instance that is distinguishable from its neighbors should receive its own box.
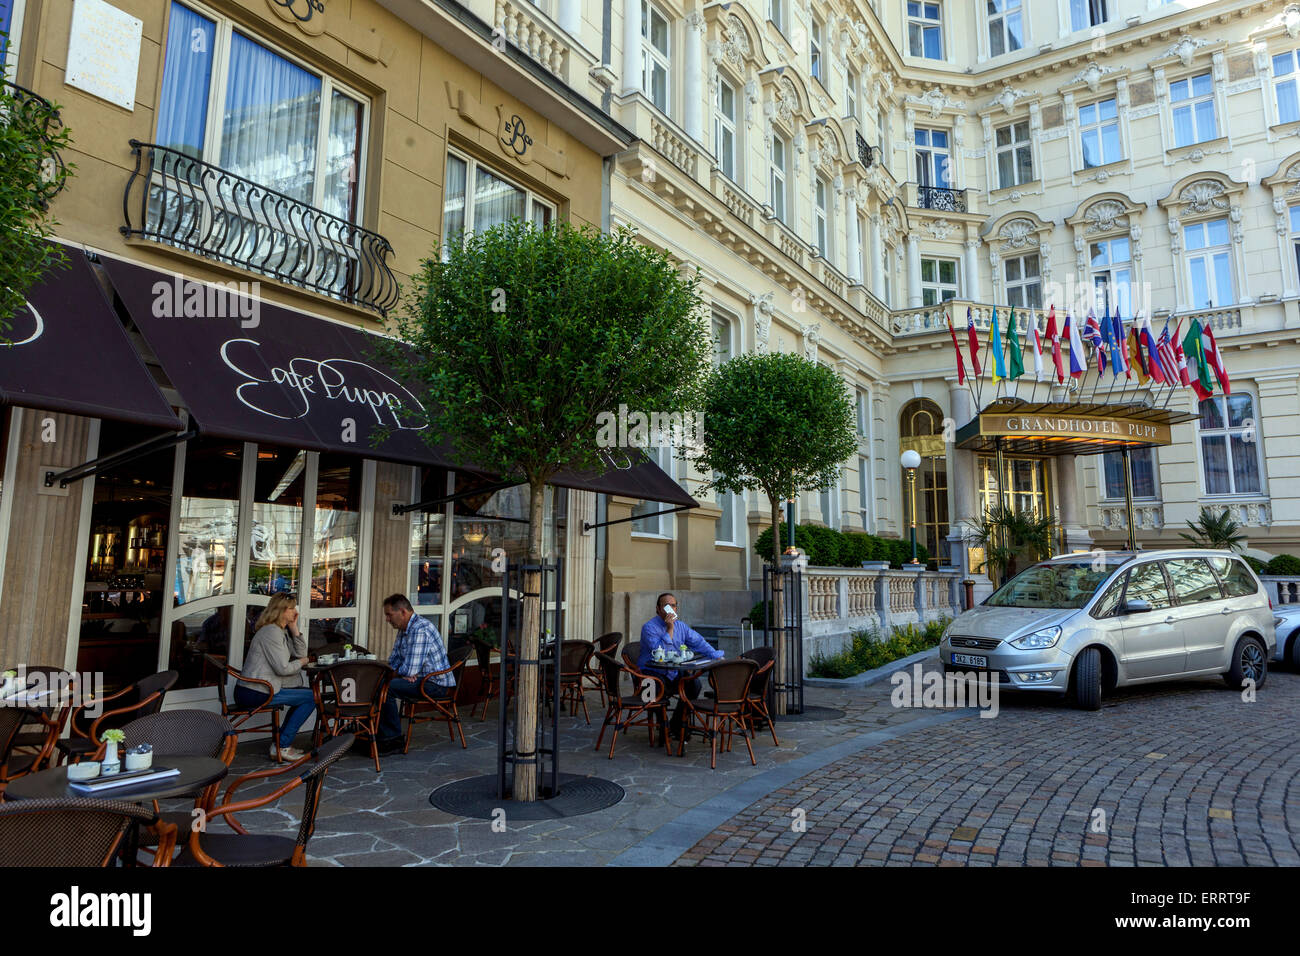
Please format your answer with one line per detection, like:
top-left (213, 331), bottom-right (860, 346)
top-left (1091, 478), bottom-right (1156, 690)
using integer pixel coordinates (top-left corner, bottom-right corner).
top-left (255, 593), bottom-right (297, 631)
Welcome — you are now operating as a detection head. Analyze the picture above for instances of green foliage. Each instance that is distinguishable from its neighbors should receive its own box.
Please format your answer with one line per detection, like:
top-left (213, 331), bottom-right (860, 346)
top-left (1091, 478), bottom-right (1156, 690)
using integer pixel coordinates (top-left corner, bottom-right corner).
top-left (0, 83), bottom-right (74, 340)
top-left (1243, 555), bottom-right (1268, 574)
top-left (745, 600), bottom-right (770, 627)
top-left (964, 503), bottom-right (1057, 586)
top-left (808, 616), bottom-right (950, 679)
top-left (1179, 507), bottom-right (1246, 553)
top-left (1263, 554), bottom-right (1300, 576)
top-left (690, 351), bottom-right (858, 564)
top-left (753, 522), bottom-right (928, 569)
top-left (382, 220), bottom-right (712, 502)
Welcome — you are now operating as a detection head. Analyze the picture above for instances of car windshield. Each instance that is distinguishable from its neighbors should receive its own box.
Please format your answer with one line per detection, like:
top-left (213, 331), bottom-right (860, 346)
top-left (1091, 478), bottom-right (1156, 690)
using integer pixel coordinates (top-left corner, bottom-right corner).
top-left (986, 561), bottom-right (1123, 609)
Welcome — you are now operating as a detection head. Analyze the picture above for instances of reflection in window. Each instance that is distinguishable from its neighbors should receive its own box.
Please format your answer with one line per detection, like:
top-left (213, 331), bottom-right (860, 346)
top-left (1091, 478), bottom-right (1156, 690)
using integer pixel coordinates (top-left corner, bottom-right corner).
top-left (1124, 562), bottom-right (1172, 610)
top-left (410, 468), bottom-right (448, 607)
top-left (1165, 558), bottom-right (1222, 604)
top-left (249, 447), bottom-right (306, 596)
top-left (312, 455), bottom-right (361, 609)
top-left (1102, 447), bottom-right (1155, 499)
top-left (1198, 394), bottom-right (1261, 495)
top-left (175, 439), bottom-right (242, 606)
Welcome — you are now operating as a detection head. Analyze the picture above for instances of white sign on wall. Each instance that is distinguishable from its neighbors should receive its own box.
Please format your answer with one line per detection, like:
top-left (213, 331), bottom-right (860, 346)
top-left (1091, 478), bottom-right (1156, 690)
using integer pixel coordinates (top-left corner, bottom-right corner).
top-left (65, 0), bottom-right (143, 111)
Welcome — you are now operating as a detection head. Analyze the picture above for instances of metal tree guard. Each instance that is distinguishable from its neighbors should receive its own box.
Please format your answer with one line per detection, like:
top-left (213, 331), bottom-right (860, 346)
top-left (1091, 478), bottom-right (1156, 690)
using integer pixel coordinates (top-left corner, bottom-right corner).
top-left (495, 559), bottom-right (563, 800)
top-left (762, 563), bottom-right (804, 715)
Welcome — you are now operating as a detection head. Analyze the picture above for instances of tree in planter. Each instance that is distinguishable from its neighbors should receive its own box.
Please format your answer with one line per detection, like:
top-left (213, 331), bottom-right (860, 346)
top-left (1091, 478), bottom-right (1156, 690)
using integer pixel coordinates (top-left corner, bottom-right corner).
top-left (383, 220), bottom-right (711, 801)
top-left (0, 81), bottom-right (74, 340)
top-left (964, 503), bottom-right (1057, 588)
top-left (1179, 507), bottom-right (1246, 553)
top-left (690, 352), bottom-right (857, 711)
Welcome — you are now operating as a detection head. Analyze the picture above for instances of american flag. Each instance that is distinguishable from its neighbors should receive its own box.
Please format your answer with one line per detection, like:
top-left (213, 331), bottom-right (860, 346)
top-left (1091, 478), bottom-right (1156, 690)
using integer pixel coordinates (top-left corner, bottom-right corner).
top-left (1157, 322), bottom-right (1180, 388)
top-left (1083, 311), bottom-right (1106, 374)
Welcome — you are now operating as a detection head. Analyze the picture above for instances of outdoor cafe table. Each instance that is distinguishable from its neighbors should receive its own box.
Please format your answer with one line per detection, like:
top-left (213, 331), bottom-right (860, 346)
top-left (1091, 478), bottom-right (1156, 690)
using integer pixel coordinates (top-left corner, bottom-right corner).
top-left (637, 657), bottom-right (726, 756)
top-left (3, 757), bottom-right (229, 804)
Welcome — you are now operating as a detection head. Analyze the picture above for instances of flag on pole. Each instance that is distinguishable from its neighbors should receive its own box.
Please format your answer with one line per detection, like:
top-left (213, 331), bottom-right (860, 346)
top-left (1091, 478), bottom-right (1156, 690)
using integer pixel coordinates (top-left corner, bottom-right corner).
top-left (1006, 307), bottom-right (1024, 380)
top-left (965, 307), bottom-right (982, 377)
top-left (1127, 325), bottom-right (1149, 385)
top-left (1157, 322), bottom-right (1180, 389)
top-left (946, 311), bottom-right (967, 385)
top-left (1182, 318), bottom-right (1213, 399)
top-left (1065, 313), bottom-right (1087, 379)
top-left (1046, 305), bottom-right (1064, 384)
top-left (1031, 316), bottom-right (1046, 382)
top-left (1111, 312), bottom-right (1131, 380)
top-left (1083, 310), bottom-right (1106, 374)
top-left (989, 306), bottom-right (1006, 383)
top-left (1138, 313), bottom-right (1167, 385)
top-left (1171, 319), bottom-right (1191, 386)
top-left (1202, 322), bottom-right (1231, 395)
top-left (1100, 304), bottom-right (1116, 377)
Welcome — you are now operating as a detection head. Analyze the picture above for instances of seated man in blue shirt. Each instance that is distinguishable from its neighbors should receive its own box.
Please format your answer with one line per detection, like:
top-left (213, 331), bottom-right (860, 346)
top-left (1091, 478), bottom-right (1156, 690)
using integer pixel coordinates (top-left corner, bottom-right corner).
top-left (378, 593), bottom-right (455, 754)
top-left (638, 592), bottom-right (724, 745)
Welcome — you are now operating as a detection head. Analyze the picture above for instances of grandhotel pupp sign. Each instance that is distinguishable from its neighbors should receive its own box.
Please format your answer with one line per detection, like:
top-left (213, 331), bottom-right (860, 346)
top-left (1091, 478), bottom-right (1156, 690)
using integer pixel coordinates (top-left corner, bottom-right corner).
top-left (980, 412), bottom-right (1172, 446)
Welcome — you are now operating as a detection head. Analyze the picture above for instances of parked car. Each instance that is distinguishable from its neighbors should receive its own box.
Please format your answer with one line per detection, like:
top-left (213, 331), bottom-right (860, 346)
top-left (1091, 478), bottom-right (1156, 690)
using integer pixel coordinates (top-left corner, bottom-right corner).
top-left (940, 549), bottom-right (1275, 710)
top-left (1271, 604), bottom-right (1300, 668)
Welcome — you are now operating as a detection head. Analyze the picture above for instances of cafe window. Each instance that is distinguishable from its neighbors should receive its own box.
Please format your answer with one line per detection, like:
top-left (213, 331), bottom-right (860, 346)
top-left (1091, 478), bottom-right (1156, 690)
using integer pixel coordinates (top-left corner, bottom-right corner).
top-left (1102, 447), bottom-right (1156, 500)
top-left (155, 0), bottom-right (368, 221)
top-left (1198, 393), bottom-right (1263, 496)
top-left (309, 454), bottom-right (362, 645)
top-left (443, 149), bottom-right (556, 250)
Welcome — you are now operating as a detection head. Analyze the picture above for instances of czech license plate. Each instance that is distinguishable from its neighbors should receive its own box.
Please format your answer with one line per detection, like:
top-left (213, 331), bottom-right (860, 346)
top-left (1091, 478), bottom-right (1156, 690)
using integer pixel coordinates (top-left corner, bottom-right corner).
top-left (950, 653), bottom-right (987, 667)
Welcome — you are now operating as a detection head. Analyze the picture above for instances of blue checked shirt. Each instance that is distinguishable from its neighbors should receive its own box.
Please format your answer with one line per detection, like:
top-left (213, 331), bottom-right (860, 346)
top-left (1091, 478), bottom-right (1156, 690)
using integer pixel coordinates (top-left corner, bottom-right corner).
top-left (389, 614), bottom-right (455, 687)
top-left (638, 615), bottom-right (724, 681)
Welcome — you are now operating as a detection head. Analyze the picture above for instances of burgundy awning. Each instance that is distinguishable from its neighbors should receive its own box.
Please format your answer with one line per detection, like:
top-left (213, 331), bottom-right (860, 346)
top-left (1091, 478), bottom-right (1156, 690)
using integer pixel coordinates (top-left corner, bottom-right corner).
top-left (97, 254), bottom-right (697, 509)
top-left (0, 248), bottom-right (180, 429)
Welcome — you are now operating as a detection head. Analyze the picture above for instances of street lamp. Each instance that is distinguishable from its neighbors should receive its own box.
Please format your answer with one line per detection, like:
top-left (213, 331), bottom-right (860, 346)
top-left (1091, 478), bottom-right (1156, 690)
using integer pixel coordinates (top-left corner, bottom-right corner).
top-left (784, 497), bottom-right (797, 554)
top-left (901, 448), bottom-right (922, 565)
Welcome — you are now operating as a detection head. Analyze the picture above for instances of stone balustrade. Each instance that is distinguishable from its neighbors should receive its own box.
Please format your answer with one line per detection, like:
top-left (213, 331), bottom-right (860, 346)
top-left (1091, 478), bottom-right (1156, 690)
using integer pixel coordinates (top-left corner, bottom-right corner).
top-left (1260, 575), bottom-right (1300, 605)
top-left (494, 0), bottom-right (570, 78)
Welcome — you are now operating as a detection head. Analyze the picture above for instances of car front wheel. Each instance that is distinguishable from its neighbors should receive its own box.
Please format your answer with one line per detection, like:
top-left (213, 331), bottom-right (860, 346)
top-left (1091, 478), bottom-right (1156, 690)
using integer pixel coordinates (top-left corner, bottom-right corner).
top-left (1225, 635), bottom-right (1268, 690)
top-left (1071, 647), bottom-right (1102, 711)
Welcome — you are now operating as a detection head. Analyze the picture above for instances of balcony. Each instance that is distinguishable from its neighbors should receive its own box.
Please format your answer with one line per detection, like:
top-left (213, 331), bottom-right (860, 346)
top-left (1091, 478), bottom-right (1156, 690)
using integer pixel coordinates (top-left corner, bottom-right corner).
top-left (121, 141), bottom-right (400, 318)
top-left (915, 185), bottom-right (968, 213)
top-left (855, 131), bottom-right (882, 169)
top-left (891, 299), bottom-right (1012, 337)
top-left (3, 81), bottom-right (68, 208)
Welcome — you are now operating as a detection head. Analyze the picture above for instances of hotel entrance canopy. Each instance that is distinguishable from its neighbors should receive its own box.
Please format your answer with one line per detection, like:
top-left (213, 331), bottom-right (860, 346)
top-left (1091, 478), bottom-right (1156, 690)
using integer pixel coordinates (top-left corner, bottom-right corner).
top-left (954, 398), bottom-right (1200, 456)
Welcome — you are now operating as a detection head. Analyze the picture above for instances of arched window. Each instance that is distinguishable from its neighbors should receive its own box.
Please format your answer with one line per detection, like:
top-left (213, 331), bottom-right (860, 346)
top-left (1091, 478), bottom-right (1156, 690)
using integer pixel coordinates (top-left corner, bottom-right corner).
top-left (899, 399), bottom-right (949, 561)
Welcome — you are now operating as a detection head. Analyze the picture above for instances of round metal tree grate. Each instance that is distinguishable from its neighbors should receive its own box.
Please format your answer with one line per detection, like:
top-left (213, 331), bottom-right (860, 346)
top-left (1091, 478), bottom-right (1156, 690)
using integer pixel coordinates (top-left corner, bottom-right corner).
top-left (776, 705), bottom-right (846, 722)
top-left (429, 773), bottom-right (625, 820)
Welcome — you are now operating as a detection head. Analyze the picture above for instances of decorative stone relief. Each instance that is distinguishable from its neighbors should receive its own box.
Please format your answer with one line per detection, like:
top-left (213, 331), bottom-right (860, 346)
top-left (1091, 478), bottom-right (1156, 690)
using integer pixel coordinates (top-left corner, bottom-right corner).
top-left (1168, 217), bottom-right (1182, 255)
top-left (752, 292), bottom-right (773, 352)
top-left (905, 87), bottom-right (965, 119)
top-left (801, 322), bottom-right (821, 363)
top-left (1284, 4), bottom-right (1300, 40)
top-left (998, 218), bottom-right (1037, 251)
top-left (927, 219), bottom-right (956, 240)
top-left (1071, 62), bottom-right (1121, 94)
top-left (1160, 35), bottom-right (1214, 69)
top-left (1130, 222), bottom-right (1143, 261)
top-left (1180, 180), bottom-right (1229, 215)
top-left (1074, 234), bottom-right (1085, 270)
top-left (1084, 199), bottom-right (1129, 233)
top-left (1276, 196), bottom-right (1289, 235)
top-left (744, 79), bottom-right (760, 130)
top-left (988, 86), bottom-right (1029, 114)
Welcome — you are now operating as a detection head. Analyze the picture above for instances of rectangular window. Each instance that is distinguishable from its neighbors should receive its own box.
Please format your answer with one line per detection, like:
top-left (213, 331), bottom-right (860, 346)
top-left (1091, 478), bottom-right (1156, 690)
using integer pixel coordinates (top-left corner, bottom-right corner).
top-left (859, 455), bottom-right (871, 528)
top-left (856, 390), bottom-right (869, 437)
top-left (712, 312), bottom-right (733, 366)
top-left (1079, 97), bottom-right (1122, 168)
top-left (715, 479), bottom-right (740, 545)
top-left (1170, 72), bottom-right (1217, 147)
top-left (995, 120), bottom-right (1033, 188)
top-left (632, 444), bottom-right (676, 535)
top-left (1275, 50), bottom-right (1300, 124)
top-left (771, 133), bottom-right (787, 224)
top-left (907, 2), bottom-right (943, 59)
top-left (442, 150), bottom-right (555, 251)
top-left (1199, 394), bottom-right (1261, 495)
top-left (914, 128), bottom-right (950, 187)
top-left (810, 16), bottom-right (823, 82)
top-left (1003, 253), bottom-right (1043, 309)
top-left (820, 480), bottom-right (839, 531)
top-left (1184, 218), bottom-right (1234, 308)
top-left (641, 0), bottom-right (670, 113)
top-left (846, 68), bottom-right (858, 118)
top-left (1102, 447), bottom-right (1155, 499)
top-left (815, 176), bottom-right (830, 256)
top-left (883, 243), bottom-right (894, 305)
top-left (770, 0), bottom-right (785, 33)
top-left (877, 108), bottom-right (888, 154)
top-left (2, 0), bottom-right (28, 77)
top-left (1069, 0), bottom-right (1107, 31)
top-left (716, 78), bottom-right (738, 182)
top-left (987, 0), bottom-right (1023, 57)
top-left (1090, 236), bottom-right (1131, 317)
top-left (920, 256), bottom-right (959, 306)
top-left (1290, 205), bottom-right (1300, 281)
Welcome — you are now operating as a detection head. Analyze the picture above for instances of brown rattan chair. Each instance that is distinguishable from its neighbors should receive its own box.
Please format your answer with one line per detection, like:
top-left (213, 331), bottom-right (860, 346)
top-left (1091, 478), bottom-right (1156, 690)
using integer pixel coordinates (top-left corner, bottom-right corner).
top-left (0, 796), bottom-right (176, 866)
top-left (549, 640), bottom-right (594, 724)
top-left (592, 651), bottom-right (672, 759)
top-left (400, 646), bottom-right (471, 753)
top-left (175, 733), bottom-right (353, 867)
top-left (681, 659), bottom-right (758, 769)
top-left (467, 635), bottom-right (499, 721)
top-left (3, 666), bottom-right (76, 766)
top-left (206, 654), bottom-right (286, 762)
top-left (740, 647), bottom-right (779, 747)
top-left (621, 640), bottom-right (642, 671)
top-left (0, 706), bottom-right (50, 795)
top-left (582, 631), bottom-right (622, 707)
top-left (57, 670), bottom-right (178, 765)
top-left (312, 661), bottom-right (392, 772)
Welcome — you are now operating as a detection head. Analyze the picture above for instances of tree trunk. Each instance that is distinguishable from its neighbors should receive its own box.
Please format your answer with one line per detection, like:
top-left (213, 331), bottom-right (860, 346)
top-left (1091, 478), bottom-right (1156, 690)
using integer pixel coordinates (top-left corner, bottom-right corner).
top-left (769, 497), bottom-right (786, 717)
top-left (511, 480), bottom-right (546, 802)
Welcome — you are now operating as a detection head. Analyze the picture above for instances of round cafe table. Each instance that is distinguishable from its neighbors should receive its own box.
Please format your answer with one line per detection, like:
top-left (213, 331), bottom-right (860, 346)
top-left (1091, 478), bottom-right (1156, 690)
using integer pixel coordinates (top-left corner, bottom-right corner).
top-left (637, 657), bottom-right (725, 756)
top-left (3, 756), bottom-right (229, 804)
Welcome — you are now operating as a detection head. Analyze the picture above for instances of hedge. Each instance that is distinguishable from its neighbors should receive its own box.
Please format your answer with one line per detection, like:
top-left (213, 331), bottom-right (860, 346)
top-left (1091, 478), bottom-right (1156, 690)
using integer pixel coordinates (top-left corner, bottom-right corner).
top-left (1263, 553), bottom-right (1300, 576)
top-left (754, 522), bottom-right (930, 570)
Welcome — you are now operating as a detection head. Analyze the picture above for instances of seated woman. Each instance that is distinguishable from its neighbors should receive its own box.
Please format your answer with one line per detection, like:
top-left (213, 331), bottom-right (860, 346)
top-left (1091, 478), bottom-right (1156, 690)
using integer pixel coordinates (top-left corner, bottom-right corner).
top-left (234, 593), bottom-right (315, 762)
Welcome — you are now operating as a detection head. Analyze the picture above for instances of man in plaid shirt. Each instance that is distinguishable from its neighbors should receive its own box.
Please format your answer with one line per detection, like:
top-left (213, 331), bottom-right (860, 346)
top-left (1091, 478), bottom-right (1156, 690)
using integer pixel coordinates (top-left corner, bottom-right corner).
top-left (378, 593), bottom-right (454, 751)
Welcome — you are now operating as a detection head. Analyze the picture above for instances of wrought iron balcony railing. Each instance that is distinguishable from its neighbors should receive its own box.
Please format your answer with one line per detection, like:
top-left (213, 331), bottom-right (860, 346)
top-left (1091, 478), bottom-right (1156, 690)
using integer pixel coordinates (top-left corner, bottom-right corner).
top-left (2, 81), bottom-right (67, 208)
top-left (855, 131), bottom-right (881, 168)
top-left (121, 141), bottom-right (400, 317)
top-left (915, 185), bottom-right (967, 213)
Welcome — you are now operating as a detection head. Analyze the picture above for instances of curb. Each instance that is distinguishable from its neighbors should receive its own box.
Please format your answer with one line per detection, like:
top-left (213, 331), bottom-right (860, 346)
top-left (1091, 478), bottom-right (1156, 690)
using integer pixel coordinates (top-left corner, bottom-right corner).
top-left (803, 646), bottom-right (940, 688)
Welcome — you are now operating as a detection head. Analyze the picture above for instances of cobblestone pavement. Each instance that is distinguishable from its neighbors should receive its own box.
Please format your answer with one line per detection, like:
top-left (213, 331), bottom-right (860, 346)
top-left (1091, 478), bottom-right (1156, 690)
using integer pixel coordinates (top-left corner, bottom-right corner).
top-left (673, 668), bottom-right (1300, 867)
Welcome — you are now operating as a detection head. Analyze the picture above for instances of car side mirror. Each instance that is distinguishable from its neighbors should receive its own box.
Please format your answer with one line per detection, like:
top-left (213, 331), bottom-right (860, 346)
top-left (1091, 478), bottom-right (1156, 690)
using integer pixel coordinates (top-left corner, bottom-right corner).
top-left (1120, 598), bottom-right (1153, 615)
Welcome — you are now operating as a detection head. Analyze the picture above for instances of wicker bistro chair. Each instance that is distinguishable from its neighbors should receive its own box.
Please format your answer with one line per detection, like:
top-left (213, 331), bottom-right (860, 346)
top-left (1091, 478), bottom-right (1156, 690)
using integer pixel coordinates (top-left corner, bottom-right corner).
top-left (621, 641), bottom-right (642, 671)
top-left (400, 646), bottom-right (472, 753)
top-left (0, 706), bottom-right (52, 795)
top-left (582, 631), bottom-right (622, 707)
top-left (0, 797), bottom-right (177, 867)
top-left (592, 651), bottom-right (672, 759)
top-left (206, 655), bottom-right (288, 762)
top-left (740, 647), bottom-right (779, 747)
top-left (467, 635), bottom-right (499, 721)
top-left (680, 659), bottom-right (758, 770)
top-left (312, 661), bottom-right (393, 773)
top-left (175, 733), bottom-right (353, 868)
top-left (57, 670), bottom-right (178, 765)
top-left (3, 666), bottom-right (76, 765)
top-left (545, 640), bottom-right (594, 725)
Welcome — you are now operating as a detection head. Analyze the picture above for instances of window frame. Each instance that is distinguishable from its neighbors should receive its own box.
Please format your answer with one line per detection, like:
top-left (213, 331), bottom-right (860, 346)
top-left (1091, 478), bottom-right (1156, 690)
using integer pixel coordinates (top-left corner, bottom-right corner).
top-left (1272, 49), bottom-right (1300, 126)
top-left (715, 74), bottom-right (740, 184)
top-left (986, 0), bottom-right (1024, 59)
top-left (858, 454), bottom-right (871, 530)
top-left (906, 1), bottom-right (944, 60)
top-left (1078, 96), bottom-right (1123, 169)
top-left (1089, 235), bottom-right (1132, 317)
top-left (919, 255), bottom-right (960, 306)
top-left (1100, 446), bottom-right (1158, 501)
top-left (1069, 0), bottom-right (1107, 32)
top-left (1002, 252), bottom-right (1043, 309)
top-left (640, 0), bottom-right (671, 114)
top-left (442, 147), bottom-right (557, 252)
top-left (845, 67), bottom-right (858, 119)
top-left (995, 119), bottom-right (1034, 189)
top-left (810, 14), bottom-right (824, 84)
top-left (1196, 391), bottom-right (1265, 498)
top-left (771, 132), bottom-right (788, 224)
top-left (1182, 217), bottom-right (1235, 309)
top-left (769, 0), bottom-right (786, 36)
top-left (1169, 71), bottom-right (1218, 148)
top-left (814, 174), bottom-right (831, 257)
top-left (631, 442), bottom-right (678, 538)
top-left (1, 0), bottom-right (27, 78)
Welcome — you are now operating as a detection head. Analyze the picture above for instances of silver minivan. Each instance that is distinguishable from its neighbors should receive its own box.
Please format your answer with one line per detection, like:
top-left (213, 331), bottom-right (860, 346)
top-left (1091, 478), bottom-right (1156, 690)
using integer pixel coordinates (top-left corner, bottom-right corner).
top-left (939, 549), bottom-right (1276, 710)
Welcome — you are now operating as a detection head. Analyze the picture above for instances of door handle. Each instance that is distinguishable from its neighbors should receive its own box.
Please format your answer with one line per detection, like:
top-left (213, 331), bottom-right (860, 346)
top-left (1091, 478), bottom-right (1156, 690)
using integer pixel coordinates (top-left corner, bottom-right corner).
top-left (1220, 606), bottom-right (1232, 614)
top-left (1163, 616), bottom-right (1175, 625)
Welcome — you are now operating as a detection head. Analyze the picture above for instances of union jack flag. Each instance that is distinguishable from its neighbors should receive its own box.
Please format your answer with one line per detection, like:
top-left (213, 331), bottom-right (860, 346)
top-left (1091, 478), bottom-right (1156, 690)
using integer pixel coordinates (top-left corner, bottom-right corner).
top-left (1083, 311), bottom-right (1106, 374)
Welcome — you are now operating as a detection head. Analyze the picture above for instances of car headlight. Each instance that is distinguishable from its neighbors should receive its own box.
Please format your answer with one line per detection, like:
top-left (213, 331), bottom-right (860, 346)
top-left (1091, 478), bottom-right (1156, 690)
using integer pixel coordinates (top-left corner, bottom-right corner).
top-left (1011, 625), bottom-right (1061, 650)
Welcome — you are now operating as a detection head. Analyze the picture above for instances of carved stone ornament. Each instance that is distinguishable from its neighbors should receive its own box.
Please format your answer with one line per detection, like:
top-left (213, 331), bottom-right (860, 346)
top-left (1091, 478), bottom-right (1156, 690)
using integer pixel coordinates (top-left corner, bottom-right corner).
top-left (928, 219), bottom-right (956, 240)
top-left (744, 79), bottom-right (760, 131)
top-left (1072, 62), bottom-right (1120, 94)
top-left (998, 218), bottom-right (1037, 250)
top-left (1161, 35), bottom-right (1212, 69)
top-left (989, 86), bottom-right (1028, 114)
top-left (1285, 4), bottom-right (1300, 40)
top-left (752, 292), bottom-right (774, 352)
top-left (773, 76), bottom-right (799, 127)
top-left (1084, 199), bottom-right (1129, 234)
top-left (906, 87), bottom-right (965, 120)
top-left (1180, 180), bottom-right (1229, 215)
top-left (801, 322), bottom-right (821, 363)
